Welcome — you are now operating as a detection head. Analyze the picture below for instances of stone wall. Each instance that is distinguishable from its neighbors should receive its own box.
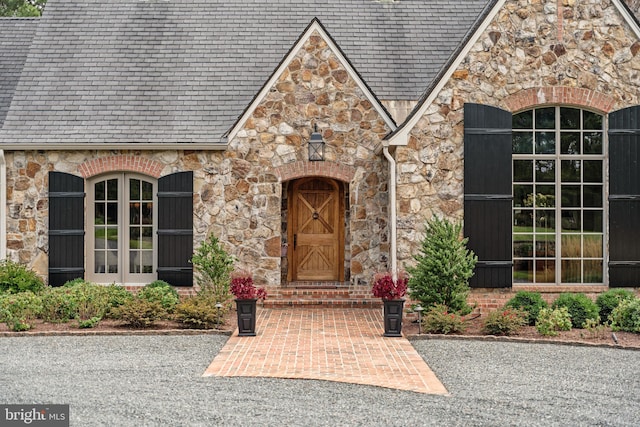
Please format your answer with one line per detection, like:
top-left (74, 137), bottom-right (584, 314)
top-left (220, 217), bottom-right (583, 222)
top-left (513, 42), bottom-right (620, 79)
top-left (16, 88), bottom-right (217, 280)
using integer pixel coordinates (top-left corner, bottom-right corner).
top-left (397, 0), bottom-right (640, 266)
top-left (5, 31), bottom-right (393, 288)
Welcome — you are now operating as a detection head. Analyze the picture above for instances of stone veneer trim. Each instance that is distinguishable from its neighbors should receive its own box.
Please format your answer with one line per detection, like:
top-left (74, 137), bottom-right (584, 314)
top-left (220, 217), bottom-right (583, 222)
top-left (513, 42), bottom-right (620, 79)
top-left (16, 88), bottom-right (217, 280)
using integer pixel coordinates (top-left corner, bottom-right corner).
top-left (78, 155), bottom-right (165, 178)
top-left (274, 161), bottom-right (356, 183)
top-left (502, 87), bottom-right (617, 114)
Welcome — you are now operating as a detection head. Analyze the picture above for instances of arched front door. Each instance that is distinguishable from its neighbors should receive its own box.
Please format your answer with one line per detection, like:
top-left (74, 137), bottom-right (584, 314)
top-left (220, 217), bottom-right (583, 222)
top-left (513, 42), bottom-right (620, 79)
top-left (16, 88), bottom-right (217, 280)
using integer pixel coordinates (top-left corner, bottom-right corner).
top-left (288, 177), bottom-right (344, 282)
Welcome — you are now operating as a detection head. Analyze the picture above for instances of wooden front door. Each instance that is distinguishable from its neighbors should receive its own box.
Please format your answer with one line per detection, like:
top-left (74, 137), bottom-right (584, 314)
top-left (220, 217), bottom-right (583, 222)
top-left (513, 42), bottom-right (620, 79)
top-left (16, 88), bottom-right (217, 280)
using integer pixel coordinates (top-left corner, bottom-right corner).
top-left (289, 177), bottom-right (344, 281)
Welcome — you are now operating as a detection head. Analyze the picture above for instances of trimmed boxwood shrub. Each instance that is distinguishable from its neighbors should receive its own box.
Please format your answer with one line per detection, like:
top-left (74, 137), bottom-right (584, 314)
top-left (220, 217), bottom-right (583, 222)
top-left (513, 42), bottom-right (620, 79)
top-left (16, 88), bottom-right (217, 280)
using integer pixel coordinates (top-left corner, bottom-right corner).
top-left (137, 280), bottom-right (180, 313)
top-left (551, 293), bottom-right (599, 328)
top-left (610, 298), bottom-right (640, 333)
top-left (505, 291), bottom-right (548, 326)
top-left (596, 289), bottom-right (636, 324)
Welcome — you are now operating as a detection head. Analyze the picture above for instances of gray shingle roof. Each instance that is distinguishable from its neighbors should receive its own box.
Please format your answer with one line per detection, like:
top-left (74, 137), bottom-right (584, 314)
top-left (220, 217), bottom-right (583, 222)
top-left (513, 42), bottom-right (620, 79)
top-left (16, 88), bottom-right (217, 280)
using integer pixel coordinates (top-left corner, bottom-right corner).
top-left (0, 0), bottom-right (489, 145)
top-left (0, 18), bottom-right (38, 128)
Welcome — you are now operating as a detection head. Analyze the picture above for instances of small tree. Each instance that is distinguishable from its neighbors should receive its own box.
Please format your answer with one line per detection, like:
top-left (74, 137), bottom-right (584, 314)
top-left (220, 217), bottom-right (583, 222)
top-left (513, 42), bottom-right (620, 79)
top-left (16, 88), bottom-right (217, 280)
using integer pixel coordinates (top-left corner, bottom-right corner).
top-left (407, 217), bottom-right (477, 315)
top-left (191, 234), bottom-right (235, 303)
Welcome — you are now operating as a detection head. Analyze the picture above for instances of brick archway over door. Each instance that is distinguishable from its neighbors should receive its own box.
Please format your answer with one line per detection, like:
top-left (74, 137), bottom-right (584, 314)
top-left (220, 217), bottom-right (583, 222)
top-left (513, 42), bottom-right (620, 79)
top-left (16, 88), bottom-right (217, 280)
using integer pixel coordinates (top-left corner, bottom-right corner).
top-left (79, 155), bottom-right (165, 178)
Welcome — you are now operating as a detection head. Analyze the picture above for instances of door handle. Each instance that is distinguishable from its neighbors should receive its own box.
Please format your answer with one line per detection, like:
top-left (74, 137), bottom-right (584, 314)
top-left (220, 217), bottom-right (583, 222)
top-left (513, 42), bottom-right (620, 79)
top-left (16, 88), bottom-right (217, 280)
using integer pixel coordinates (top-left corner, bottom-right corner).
top-left (294, 234), bottom-right (297, 249)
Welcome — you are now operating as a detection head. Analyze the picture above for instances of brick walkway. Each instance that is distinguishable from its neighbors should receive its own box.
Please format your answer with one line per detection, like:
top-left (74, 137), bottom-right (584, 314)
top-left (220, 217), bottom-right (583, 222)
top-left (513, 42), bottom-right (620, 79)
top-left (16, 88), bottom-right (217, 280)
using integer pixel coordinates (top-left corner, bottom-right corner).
top-left (203, 308), bottom-right (448, 395)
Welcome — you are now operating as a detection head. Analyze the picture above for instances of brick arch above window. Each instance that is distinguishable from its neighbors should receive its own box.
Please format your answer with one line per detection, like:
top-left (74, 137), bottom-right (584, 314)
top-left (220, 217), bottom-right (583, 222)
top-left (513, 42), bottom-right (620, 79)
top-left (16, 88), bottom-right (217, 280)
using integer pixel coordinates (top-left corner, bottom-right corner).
top-left (274, 161), bottom-right (356, 183)
top-left (502, 87), bottom-right (616, 114)
top-left (79, 155), bottom-right (165, 179)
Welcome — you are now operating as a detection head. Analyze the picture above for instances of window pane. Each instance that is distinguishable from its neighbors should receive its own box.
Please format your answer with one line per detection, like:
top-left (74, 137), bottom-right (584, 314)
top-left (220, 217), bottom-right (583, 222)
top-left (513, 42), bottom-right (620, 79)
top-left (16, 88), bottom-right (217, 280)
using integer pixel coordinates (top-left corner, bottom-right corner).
top-left (513, 110), bottom-right (533, 129)
top-left (514, 208), bottom-right (533, 228)
top-left (95, 252), bottom-right (106, 274)
top-left (584, 132), bottom-right (602, 154)
top-left (583, 211), bottom-right (603, 233)
top-left (535, 160), bottom-right (555, 182)
top-left (584, 235), bottom-right (603, 258)
top-left (95, 181), bottom-right (105, 201)
top-left (535, 107), bottom-right (555, 129)
top-left (536, 237), bottom-right (555, 258)
top-left (130, 251), bottom-right (140, 274)
top-left (514, 185), bottom-right (533, 207)
top-left (561, 185), bottom-right (580, 207)
top-left (95, 203), bottom-right (105, 225)
top-left (514, 234), bottom-right (533, 257)
top-left (130, 202), bottom-right (141, 225)
top-left (142, 252), bottom-right (153, 274)
top-left (130, 227), bottom-right (140, 249)
top-left (583, 185), bottom-right (602, 207)
top-left (561, 160), bottom-right (580, 182)
top-left (583, 110), bottom-right (603, 130)
top-left (142, 181), bottom-right (153, 200)
top-left (561, 234), bottom-right (581, 257)
top-left (108, 251), bottom-right (118, 273)
top-left (536, 209), bottom-right (555, 231)
top-left (141, 227), bottom-right (153, 249)
top-left (513, 132), bottom-right (533, 154)
top-left (560, 132), bottom-right (580, 154)
top-left (513, 160), bottom-right (533, 182)
top-left (561, 210), bottom-right (580, 232)
top-left (107, 202), bottom-right (118, 225)
top-left (535, 132), bottom-right (555, 154)
top-left (514, 259), bottom-right (533, 283)
top-left (561, 260), bottom-right (581, 283)
top-left (560, 107), bottom-right (580, 129)
top-left (107, 179), bottom-right (118, 201)
top-left (535, 260), bottom-right (555, 283)
top-left (536, 185), bottom-right (555, 207)
top-left (142, 202), bottom-right (153, 225)
top-left (130, 179), bottom-right (140, 201)
top-left (583, 260), bottom-right (603, 283)
top-left (583, 160), bottom-right (602, 182)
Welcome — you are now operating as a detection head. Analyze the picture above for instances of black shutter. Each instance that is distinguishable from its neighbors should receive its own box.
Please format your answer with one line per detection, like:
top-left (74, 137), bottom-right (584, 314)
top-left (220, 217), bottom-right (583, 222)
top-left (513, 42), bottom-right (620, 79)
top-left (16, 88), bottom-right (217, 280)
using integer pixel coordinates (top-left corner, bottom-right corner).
top-left (608, 106), bottom-right (640, 286)
top-left (157, 171), bottom-right (193, 286)
top-left (464, 103), bottom-right (513, 287)
top-left (48, 172), bottom-right (85, 287)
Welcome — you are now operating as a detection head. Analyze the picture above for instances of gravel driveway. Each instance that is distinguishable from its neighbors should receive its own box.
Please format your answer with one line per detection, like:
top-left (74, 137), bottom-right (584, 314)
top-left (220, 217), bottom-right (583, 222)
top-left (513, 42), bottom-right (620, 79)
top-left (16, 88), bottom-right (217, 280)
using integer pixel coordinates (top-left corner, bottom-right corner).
top-left (2, 335), bottom-right (639, 426)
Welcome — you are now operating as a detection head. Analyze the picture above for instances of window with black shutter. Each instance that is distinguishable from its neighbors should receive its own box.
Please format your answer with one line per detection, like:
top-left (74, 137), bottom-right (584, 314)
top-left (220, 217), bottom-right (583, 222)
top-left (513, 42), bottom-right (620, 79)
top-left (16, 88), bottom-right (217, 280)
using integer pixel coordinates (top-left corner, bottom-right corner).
top-left (608, 106), bottom-right (640, 286)
top-left (464, 103), bottom-right (513, 287)
top-left (48, 172), bottom-right (85, 287)
top-left (157, 171), bottom-right (193, 286)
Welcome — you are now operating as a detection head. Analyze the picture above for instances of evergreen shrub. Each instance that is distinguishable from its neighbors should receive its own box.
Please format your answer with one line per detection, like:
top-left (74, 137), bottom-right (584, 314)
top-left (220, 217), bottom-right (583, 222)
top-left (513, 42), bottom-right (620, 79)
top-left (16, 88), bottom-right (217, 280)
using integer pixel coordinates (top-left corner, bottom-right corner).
top-left (138, 280), bottom-right (180, 313)
top-left (596, 289), bottom-right (636, 324)
top-left (505, 291), bottom-right (548, 326)
top-left (610, 298), bottom-right (640, 333)
top-left (551, 293), bottom-right (599, 328)
top-left (407, 217), bottom-right (477, 315)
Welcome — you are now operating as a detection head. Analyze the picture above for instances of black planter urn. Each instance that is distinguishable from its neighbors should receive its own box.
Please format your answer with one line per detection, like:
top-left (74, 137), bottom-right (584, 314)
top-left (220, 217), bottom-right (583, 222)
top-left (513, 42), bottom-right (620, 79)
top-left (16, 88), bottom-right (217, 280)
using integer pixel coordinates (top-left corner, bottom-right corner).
top-left (383, 299), bottom-right (405, 337)
top-left (235, 299), bottom-right (257, 336)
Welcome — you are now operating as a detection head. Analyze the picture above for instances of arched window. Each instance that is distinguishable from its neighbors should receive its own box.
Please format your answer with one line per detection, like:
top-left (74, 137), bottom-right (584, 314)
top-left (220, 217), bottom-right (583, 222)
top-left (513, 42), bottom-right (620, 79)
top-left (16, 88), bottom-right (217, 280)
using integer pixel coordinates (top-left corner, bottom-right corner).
top-left (87, 173), bottom-right (157, 284)
top-left (512, 107), bottom-right (604, 284)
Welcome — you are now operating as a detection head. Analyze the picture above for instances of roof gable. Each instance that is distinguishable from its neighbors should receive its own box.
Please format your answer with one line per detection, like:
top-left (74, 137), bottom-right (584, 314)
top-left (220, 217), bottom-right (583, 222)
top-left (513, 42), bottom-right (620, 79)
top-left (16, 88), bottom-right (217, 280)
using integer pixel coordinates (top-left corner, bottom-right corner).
top-left (387, 0), bottom-right (640, 145)
top-left (225, 18), bottom-right (396, 142)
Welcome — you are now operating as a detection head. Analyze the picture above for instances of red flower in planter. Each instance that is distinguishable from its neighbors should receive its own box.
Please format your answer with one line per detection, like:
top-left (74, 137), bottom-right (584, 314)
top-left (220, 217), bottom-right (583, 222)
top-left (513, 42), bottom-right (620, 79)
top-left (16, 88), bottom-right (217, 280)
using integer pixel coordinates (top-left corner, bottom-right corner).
top-left (230, 271), bottom-right (267, 300)
top-left (371, 271), bottom-right (408, 300)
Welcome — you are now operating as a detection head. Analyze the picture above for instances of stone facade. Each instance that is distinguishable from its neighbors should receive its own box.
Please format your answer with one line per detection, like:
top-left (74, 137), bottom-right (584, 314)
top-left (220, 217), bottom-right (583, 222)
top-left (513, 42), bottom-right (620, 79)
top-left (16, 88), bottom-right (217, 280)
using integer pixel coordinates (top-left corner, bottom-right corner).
top-left (5, 30), bottom-right (392, 289)
top-left (396, 0), bottom-right (640, 266)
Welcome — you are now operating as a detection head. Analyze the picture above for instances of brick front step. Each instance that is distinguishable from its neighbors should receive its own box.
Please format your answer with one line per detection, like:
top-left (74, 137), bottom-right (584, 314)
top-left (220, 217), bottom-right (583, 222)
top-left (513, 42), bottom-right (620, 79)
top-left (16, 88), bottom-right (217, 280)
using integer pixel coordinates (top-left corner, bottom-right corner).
top-left (264, 286), bottom-right (382, 308)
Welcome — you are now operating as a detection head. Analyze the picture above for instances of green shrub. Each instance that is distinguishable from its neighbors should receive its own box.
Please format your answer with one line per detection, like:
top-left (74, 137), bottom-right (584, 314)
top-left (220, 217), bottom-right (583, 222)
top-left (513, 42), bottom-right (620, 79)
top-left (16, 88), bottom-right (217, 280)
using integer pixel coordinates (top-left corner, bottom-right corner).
top-left (0, 260), bottom-right (45, 294)
top-left (536, 307), bottom-right (572, 336)
top-left (77, 316), bottom-right (102, 329)
top-left (174, 295), bottom-right (228, 329)
top-left (67, 281), bottom-right (109, 326)
top-left (103, 284), bottom-right (134, 319)
top-left (551, 293), bottom-right (599, 328)
top-left (191, 234), bottom-right (235, 303)
top-left (596, 289), bottom-right (636, 324)
top-left (482, 308), bottom-right (527, 336)
top-left (408, 217), bottom-right (477, 315)
top-left (137, 281), bottom-right (180, 313)
top-left (422, 304), bottom-right (467, 335)
top-left (0, 291), bottom-right (42, 331)
top-left (112, 298), bottom-right (166, 328)
top-left (504, 291), bottom-right (548, 326)
top-left (40, 286), bottom-right (78, 322)
top-left (610, 298), bottom-right (640, 333)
